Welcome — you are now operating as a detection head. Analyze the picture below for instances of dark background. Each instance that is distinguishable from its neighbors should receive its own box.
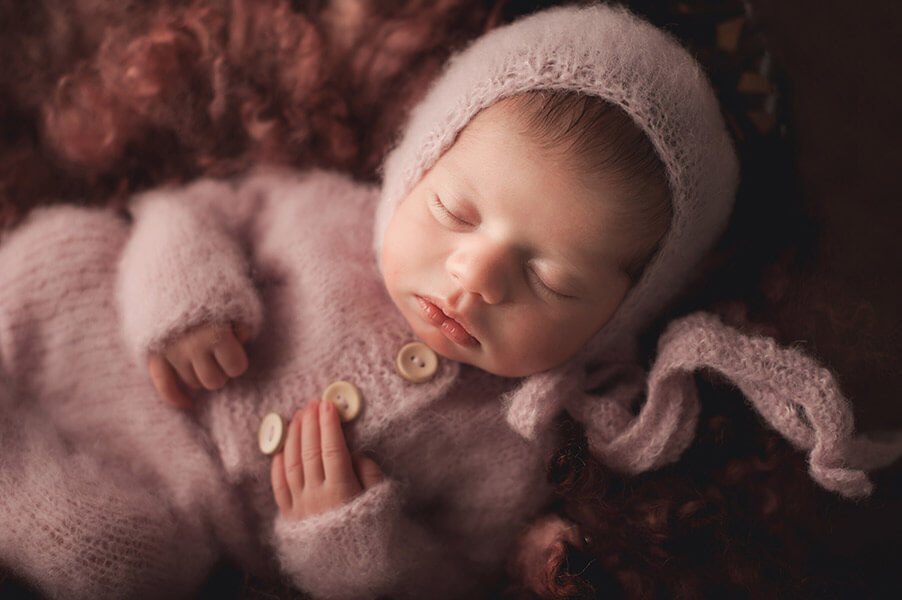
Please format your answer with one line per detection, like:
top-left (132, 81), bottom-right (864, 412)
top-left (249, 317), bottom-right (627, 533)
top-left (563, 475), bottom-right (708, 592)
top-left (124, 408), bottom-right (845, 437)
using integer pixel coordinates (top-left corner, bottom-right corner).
top-left (1, 0), bottom-right (900, 598)
top-left (750, 0), bottom-right (901, 433)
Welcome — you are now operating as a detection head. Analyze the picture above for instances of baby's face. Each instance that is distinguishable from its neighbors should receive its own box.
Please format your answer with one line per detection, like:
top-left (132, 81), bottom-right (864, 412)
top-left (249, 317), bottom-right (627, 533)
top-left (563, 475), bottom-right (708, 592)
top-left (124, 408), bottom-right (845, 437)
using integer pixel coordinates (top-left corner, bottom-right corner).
top-left (382, 102), bottom-right (632, 377)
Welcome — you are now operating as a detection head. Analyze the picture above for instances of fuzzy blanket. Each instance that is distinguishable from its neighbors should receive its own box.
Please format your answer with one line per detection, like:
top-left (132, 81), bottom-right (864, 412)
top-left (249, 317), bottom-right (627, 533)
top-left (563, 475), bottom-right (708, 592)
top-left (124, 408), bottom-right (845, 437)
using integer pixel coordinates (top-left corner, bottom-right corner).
top-left (1, 0), bottom-right (900, 598)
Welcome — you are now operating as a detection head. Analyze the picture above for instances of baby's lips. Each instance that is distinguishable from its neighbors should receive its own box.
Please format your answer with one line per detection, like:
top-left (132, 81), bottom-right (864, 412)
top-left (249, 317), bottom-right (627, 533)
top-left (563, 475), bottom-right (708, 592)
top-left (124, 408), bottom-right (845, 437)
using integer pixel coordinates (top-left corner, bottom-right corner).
top-left (440, 317), bottom-right (478, 346)
top-left (417, 296), bottom-right (479, 346)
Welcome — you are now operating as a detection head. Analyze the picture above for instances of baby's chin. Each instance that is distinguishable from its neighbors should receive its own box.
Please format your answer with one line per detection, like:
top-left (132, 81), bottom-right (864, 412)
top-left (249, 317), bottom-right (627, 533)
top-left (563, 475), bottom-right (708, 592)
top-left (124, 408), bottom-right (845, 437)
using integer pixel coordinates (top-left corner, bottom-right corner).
top-left (421, 333), bottom-right (556, 379)
top-left (468, 346), bottom-right (580, 379)
top-left (405, 320), bottom-right (501, 375)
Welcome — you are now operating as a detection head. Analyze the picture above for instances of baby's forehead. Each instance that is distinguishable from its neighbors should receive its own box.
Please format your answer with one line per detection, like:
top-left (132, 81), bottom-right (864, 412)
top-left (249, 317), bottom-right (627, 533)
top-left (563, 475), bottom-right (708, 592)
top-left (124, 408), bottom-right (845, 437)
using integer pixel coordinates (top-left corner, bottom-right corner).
top-left (430, 122), bottom-right (634, 268)
top-left (449, 96), bottom-right (620, 182)
top-left (454, 98), bottom-right (526, 140)
top-left (442, 102), bottom-right (564, 177)
top-left (441, 99), bottom-right (627, 197)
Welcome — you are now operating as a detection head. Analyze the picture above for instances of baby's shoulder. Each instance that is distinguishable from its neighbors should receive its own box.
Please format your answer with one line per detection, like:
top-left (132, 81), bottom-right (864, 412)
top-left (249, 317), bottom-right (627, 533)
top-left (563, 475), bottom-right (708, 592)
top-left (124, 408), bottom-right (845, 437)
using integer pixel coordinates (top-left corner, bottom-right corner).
top-left (235, 167), bottom-right (381, 261)
top-left (238, 166), bottom-right (379, 211)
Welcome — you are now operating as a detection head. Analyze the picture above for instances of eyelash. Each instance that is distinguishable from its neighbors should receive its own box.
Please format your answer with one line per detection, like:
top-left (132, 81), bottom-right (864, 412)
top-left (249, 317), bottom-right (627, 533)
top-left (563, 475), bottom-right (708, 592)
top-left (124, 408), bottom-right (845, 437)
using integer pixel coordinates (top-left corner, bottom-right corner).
top-left (430, 196), bottom-right (471, 227)
top-left (528, 267), bottom-right (569, 300)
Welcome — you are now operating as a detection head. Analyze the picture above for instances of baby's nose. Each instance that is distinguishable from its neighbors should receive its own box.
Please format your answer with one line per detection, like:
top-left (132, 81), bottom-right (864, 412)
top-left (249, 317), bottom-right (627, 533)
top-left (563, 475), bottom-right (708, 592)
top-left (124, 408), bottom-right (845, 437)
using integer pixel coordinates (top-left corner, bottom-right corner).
top-left (446, 238), bottom-right (512, 304)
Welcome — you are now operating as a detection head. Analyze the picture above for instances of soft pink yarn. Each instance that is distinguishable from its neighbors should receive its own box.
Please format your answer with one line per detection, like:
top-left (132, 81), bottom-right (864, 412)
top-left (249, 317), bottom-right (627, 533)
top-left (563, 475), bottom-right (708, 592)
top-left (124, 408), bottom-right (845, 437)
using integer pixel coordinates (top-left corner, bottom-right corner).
top-left (1, 5), bottom-right (900, 600)
top-left (377, 4), bottom-right (738, 358)
top-left (377, 4), bottom-right (902, 496)
top-left (0, 171), bottom-right (556, 599)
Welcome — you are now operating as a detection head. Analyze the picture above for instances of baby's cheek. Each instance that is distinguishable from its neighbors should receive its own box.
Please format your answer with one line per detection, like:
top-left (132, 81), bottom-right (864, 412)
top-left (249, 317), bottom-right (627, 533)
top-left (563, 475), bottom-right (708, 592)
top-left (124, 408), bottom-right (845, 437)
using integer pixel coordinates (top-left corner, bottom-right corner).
top-left (380, 236), bottom-right (406, 288)
top-left (521, 321), bottom-right (587, 373)
top-left (490, 322), bottom-right (558, 376)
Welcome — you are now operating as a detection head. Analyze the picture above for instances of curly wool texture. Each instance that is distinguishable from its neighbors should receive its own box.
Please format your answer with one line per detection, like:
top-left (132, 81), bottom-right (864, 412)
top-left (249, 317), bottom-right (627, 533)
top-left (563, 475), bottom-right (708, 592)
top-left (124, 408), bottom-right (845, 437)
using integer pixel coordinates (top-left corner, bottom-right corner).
top-left (0, 0), bottom-right (496, 229)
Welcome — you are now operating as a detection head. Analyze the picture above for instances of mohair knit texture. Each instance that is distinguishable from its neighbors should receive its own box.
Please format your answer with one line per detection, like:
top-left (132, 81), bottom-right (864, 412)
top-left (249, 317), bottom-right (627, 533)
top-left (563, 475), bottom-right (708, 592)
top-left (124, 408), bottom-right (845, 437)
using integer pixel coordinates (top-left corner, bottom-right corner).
top-left (377, 3), bottom-right (902, 493)
top-left (1, 5), bottom-right (899, 600)
top-left (376, 4), bottom-right (737, 359)
top-left (0, 171), bottom-right (551, 600)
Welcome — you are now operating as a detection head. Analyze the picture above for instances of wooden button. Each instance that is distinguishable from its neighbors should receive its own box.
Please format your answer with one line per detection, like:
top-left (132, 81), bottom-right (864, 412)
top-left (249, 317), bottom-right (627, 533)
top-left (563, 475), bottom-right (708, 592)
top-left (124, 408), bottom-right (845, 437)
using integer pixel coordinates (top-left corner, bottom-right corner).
top-left (322, 381), bottom-right (362, 422)
top-left (258, 413), bottom-right (287, 455)
top-left (396, 342), bottom-right (438, 383)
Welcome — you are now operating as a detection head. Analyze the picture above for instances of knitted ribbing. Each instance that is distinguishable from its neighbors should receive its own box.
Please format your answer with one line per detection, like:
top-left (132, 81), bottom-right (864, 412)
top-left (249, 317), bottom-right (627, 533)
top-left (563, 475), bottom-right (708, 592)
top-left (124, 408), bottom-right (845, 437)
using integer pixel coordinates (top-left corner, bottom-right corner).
top-left (1, 7), bottom-right (899, 598)
top-left (373, 3), bottom-right (745, 467)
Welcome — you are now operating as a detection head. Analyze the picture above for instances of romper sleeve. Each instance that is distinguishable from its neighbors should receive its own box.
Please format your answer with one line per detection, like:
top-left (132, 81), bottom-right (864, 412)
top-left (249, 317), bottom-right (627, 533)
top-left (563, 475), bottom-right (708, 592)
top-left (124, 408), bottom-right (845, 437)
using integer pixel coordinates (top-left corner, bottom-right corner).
top-left (272, 478), bottom-right (481, 600)
top-left (116, 177), bottom-right (265, 363)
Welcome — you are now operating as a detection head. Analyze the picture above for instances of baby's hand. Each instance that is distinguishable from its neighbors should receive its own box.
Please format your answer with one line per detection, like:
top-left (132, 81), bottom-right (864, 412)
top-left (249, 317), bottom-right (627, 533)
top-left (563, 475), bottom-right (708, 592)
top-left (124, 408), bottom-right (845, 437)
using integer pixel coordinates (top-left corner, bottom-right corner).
top-left (148, 322), bottom-right (250, 408)
top-left (271, 400), bottom-right (384, 520)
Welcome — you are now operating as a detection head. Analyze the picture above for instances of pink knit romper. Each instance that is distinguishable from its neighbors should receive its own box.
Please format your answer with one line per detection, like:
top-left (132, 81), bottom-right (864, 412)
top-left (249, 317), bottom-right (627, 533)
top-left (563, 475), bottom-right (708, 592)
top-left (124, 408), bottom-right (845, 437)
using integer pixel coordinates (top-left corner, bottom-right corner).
top-left (2, 5), bottom-right (899, 600)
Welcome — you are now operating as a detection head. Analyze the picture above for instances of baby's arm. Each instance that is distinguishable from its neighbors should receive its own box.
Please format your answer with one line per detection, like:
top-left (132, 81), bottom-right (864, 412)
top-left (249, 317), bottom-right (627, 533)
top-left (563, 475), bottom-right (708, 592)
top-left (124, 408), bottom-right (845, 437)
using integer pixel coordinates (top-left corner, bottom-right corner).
top-left (269, 410), bottom-right (483, 599)
top-left (117, 178), bottom-right (264, 398)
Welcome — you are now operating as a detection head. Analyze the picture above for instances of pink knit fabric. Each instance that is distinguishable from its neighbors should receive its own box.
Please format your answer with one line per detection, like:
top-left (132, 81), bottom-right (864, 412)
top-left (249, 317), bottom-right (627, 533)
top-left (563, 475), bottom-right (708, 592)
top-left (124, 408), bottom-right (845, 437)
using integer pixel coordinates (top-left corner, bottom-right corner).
top-left (1, 5), bottom-right (900, 600)
top-left (376, 3), bottom-right (902, 494)
top-left (377, 4), bottom-right (738, 359)
top-left (0, 170), bottom-right (554, 599)
top-left (566, 313), bottom-right (902, 498)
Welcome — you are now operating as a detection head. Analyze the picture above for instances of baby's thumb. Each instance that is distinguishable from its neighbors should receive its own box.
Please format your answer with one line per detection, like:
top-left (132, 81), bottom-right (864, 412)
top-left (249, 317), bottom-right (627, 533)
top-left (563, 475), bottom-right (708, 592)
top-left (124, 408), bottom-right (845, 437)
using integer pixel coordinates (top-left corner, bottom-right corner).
top-left (353, 454), bottom-right (384, 489)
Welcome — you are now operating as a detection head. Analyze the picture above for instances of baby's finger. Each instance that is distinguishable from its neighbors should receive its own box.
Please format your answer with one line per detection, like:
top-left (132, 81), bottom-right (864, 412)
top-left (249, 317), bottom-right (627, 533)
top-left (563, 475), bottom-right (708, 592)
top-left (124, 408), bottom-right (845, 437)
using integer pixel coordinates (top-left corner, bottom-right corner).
top-left (301, 401), bottom-right (325, 485)
top-left (213, 336), bottom-right (249, 378)
top-left (353, 454), bottom-right (384, 490)
top-left (271, 452), bottom-right (292, 512)
top-left (169, 356), bottom-right (202, 390)
top-left (319, 400), bottom-right (356, 485)
top-left (284, 411), bottom-right (304, 498)
top-left (193, 352), bottom-right (228, 390)
top-left (148, 355), bottom-right (192, 408)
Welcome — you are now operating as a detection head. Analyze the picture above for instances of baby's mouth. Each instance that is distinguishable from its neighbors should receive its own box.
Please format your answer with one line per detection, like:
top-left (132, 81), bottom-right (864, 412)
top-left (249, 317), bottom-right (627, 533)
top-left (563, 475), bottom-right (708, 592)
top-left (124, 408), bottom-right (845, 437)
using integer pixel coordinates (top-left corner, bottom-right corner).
top-left (416, 296), bottom-right (479, 346)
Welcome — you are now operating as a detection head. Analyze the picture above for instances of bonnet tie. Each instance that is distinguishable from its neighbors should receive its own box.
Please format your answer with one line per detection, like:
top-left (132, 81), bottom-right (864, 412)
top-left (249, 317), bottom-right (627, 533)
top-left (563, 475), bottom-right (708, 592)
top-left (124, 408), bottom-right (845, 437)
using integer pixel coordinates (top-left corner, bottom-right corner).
top-left (569, 311), bottom-right (902, 498)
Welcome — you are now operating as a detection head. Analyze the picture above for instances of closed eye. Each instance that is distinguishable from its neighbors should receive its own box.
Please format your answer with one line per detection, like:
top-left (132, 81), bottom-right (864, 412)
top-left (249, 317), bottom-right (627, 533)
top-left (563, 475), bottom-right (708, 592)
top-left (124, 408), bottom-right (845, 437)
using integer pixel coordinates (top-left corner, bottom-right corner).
top-left (527, 267), bottom-right (572, 300)
top-left (429, 196), bottom-right (472, 227)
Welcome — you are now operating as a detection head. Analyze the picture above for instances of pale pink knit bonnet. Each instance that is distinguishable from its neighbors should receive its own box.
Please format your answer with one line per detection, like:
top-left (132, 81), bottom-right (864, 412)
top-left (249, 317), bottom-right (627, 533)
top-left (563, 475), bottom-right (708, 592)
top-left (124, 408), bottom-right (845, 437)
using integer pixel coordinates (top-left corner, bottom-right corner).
top-left (375, 3), bottom-right (738, 359)
top-left (374, 3), bottom-right (902, 495)
top-left (375, 4), bottom-right (736, 414)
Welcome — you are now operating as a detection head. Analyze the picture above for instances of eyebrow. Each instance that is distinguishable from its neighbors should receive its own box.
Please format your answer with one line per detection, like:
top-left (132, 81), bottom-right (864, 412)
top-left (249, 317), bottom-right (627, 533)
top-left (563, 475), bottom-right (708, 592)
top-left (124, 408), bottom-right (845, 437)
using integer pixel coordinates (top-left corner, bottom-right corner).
top-left (441, 156), bottom-right (482, 203)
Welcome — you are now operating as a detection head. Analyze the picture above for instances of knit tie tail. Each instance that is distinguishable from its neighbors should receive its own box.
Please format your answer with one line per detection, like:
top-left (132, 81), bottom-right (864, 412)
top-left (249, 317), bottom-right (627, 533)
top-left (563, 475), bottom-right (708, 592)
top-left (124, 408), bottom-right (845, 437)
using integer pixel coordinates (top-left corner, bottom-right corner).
top-left (847, 432), bottom-right (902, 470)
top-left (575, 312), bottom-right (902, 498)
